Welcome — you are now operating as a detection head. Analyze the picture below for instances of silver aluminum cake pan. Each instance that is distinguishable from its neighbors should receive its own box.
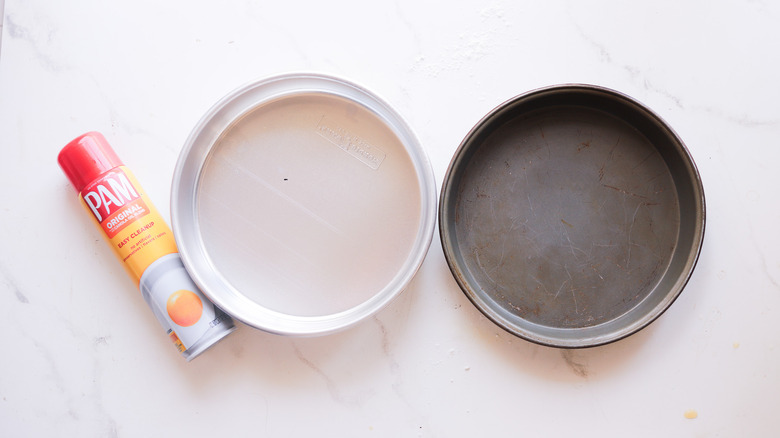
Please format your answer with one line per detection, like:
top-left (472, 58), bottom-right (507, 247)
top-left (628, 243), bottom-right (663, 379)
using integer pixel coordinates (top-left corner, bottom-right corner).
top-left (171, 73), bottom-right (437, 336)
top-left (439, 84), bottom-right (705, 348)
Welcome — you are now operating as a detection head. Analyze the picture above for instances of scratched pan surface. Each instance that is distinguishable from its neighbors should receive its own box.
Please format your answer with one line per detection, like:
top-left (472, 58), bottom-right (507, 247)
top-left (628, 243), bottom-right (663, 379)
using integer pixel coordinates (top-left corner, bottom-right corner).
top-left (439, 85), bottom-right (705, 348)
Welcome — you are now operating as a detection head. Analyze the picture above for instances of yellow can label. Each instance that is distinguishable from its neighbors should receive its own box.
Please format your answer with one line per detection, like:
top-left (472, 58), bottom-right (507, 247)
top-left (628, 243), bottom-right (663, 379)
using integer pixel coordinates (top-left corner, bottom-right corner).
top-left (79, 166), bottom-right (177, 285)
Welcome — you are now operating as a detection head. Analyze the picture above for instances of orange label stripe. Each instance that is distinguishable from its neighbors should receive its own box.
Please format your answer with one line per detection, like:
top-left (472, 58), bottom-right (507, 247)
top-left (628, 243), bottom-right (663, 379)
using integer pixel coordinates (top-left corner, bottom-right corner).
top-left (101, 198), bottom-right (150, 238)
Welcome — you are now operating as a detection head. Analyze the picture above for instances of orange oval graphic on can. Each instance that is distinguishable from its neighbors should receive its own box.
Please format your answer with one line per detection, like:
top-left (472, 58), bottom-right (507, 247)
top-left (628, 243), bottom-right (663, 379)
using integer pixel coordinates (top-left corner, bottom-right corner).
top-left (166, 290), bottom-right (203, 327)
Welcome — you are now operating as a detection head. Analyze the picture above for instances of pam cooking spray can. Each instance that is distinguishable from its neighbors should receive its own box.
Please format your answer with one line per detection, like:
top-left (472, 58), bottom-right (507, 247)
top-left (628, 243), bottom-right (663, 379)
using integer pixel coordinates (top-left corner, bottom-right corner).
top-left (58, 132), bottom-right (235, 361)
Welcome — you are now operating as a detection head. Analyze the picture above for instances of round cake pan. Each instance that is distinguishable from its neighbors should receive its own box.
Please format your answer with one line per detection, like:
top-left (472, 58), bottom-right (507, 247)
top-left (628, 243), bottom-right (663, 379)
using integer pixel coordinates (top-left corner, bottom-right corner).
top-left (171, 73), bottom-right (437, 336)
top-left (439, 84), bottom-right (705, 348)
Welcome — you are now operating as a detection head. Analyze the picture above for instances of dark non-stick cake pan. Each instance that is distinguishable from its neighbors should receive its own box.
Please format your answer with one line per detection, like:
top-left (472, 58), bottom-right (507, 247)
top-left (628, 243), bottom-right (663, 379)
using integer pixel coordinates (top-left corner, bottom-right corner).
top-left (439, 84), bottom-right (705, 348)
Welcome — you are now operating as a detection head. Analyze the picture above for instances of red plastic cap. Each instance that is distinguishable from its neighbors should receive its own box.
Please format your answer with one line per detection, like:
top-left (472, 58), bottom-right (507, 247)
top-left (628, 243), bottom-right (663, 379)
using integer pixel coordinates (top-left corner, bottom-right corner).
top-left (58, 132), bottom-right (124, 193)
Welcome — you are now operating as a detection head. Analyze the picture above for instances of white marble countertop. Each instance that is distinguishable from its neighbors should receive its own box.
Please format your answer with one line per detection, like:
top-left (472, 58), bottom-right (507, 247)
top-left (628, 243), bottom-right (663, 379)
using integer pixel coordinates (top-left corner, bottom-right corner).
top-left (2, 1), bottom-right (779, 436)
